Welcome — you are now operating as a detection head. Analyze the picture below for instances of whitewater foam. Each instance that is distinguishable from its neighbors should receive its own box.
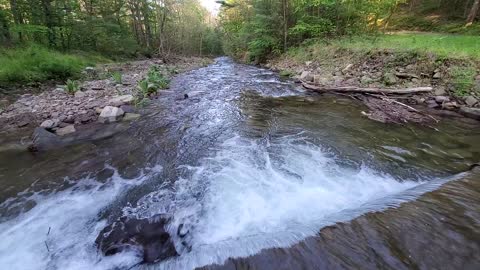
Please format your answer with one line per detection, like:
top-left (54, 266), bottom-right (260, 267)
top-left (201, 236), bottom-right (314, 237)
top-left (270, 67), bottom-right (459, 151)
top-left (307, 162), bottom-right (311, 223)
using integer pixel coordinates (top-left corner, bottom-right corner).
top-left (0, 166), bottom-right (162, 270)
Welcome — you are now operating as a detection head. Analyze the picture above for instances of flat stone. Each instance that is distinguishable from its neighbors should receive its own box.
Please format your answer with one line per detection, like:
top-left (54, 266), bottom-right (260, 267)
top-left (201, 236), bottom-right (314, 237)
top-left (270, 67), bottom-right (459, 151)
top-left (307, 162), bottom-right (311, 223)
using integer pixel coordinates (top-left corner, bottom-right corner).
top-left (99, 106), bottom-right (124, 123)
top-left (434, 88), bottom-right (447, 96)
top-left (459, 106), bottom-right (480, 120)
top-left (433, 72), bottom-right (442, 79)
top-left (56, 125), bottom-right (76, 136)
top-left (435, 96), bottom-right (450, 103)
top-left (123, 113), bottom-right (141, 121)
top-left (443, 102), bottom-right (458, 110)
top-left (299, 71), bottom-right (313, 82)
top-left (74, 91), bottom-right (86, 98)
top-left (108, 95), bottom-right (134, 107)
top-left (465, 96), bottom-right (478, 107)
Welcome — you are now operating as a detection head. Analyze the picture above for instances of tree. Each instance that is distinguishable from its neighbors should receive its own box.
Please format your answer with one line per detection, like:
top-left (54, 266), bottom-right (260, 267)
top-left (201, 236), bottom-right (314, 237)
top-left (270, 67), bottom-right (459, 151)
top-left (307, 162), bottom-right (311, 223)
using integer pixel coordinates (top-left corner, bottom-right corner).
top-left (466, 0), bottom-right (480, 25)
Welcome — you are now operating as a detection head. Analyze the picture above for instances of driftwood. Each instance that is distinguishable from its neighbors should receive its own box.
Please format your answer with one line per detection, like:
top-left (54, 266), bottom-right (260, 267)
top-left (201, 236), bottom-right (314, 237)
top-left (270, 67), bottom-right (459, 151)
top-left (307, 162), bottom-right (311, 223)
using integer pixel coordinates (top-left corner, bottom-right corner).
top-left (365, 93), bottom-right (440, 123)
top-left (302, 82), bottom-right (432, 94)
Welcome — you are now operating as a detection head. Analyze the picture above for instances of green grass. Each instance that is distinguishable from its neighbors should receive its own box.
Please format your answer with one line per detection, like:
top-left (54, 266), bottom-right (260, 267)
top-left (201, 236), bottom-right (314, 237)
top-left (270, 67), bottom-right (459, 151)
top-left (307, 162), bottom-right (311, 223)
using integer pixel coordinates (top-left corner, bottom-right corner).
top-left (450, 66), bottom-right (477, 97)
top-left (0, 45), bottom-right (98, 85)
top-left (334, 33), bottom-right (480, 60)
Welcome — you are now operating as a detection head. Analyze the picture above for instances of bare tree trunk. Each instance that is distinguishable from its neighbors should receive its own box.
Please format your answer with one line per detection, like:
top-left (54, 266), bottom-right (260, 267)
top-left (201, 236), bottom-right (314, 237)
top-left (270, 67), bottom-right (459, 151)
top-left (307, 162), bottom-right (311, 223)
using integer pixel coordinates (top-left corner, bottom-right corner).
top-left (283, 0), bottom-right (287, 52)
top-left (466, 0), bottom-right (480, 25)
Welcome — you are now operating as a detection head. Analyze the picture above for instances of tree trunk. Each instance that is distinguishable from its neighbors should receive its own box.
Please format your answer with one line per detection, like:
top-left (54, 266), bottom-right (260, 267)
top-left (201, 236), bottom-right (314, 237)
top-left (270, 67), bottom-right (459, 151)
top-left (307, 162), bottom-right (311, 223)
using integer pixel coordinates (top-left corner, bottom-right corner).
top-left (9, 0), bottom-right (24, 41)
top-left (0, 8), bottom-right (11, 44)
top-left (466, 0), bottom-right (480, 25)
top-left (282, 0), bottom-right (287, 52)
top-left (41, 0), bottom-right (56, 47)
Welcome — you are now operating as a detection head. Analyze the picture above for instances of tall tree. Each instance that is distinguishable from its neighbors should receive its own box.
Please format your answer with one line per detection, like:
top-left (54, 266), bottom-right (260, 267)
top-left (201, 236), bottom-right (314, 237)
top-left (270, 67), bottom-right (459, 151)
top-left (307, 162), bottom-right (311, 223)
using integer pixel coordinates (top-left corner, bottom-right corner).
top-left (466, 0), bottom-right (480, 25)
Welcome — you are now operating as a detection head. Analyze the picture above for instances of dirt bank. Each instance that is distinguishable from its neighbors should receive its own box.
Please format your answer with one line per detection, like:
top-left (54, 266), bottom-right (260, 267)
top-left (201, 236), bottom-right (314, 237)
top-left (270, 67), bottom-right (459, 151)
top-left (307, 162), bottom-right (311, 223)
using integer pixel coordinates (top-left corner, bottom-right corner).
top-left (266, 49), bottom-right (480, 124)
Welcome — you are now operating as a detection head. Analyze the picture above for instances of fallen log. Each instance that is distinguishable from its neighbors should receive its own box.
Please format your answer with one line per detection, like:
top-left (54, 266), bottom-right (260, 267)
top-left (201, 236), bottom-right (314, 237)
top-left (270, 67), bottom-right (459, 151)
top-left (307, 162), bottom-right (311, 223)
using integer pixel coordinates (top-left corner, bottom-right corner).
top-left (302, 82), bottom-right (432, 94)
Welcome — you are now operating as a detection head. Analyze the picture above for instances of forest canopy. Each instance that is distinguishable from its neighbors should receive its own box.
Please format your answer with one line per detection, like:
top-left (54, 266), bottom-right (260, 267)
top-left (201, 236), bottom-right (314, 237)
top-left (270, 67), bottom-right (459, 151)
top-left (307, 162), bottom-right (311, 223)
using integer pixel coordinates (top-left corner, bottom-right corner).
top-left (0, 0), bottom-right (223, 57)
top-left (217, 0), bottom-right (480, 62)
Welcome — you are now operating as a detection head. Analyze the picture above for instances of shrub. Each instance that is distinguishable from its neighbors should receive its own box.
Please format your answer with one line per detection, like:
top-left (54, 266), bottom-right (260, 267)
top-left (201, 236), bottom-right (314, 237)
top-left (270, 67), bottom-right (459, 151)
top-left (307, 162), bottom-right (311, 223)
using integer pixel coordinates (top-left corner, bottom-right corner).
top-left (65, 79), bottom-right (79, 94)
top-left (111, 72), bottom-right (123, 84)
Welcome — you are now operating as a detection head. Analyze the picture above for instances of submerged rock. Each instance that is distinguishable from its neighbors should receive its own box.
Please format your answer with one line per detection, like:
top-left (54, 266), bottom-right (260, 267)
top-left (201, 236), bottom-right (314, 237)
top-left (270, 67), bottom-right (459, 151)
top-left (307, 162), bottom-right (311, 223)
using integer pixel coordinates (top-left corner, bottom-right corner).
top-left (95, 215), bottom-right (178, 263)
top-left (56, 125), bottom-right (76, 136)
top-left (123, 113), bottom-right (141, 121)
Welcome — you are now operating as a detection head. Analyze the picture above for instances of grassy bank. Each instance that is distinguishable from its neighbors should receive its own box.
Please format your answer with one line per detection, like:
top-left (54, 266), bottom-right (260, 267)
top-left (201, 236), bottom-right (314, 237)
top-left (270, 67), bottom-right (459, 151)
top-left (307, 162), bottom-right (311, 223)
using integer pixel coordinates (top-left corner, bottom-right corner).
top-left (0, 46), bottom-right (106, 86)
top-left (335, 33), bottom-right (480, 60)
top-left (275, 33), bottom-right (479, 98)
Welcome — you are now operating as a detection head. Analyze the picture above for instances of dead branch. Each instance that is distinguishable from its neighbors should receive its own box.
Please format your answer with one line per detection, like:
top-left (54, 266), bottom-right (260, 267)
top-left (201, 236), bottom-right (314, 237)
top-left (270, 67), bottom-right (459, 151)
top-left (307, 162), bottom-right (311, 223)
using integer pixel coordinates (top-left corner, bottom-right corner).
top-left (302, 82), bottom-right (432, 94)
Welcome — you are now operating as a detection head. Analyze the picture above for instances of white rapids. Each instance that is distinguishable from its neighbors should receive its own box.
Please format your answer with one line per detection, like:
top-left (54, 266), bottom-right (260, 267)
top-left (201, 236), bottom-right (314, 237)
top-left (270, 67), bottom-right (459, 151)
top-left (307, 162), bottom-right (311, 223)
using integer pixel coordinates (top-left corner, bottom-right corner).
top-left (0, 134), bottom-right (458, 270)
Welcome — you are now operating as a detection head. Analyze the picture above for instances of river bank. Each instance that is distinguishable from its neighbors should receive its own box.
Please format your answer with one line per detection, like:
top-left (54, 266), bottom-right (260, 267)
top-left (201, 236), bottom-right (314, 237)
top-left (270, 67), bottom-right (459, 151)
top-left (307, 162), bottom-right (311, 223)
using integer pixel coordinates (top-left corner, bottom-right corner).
top-left (264, 35), bottom-right (480, 123)
top-left (0, 56), bottom-right (212, 150)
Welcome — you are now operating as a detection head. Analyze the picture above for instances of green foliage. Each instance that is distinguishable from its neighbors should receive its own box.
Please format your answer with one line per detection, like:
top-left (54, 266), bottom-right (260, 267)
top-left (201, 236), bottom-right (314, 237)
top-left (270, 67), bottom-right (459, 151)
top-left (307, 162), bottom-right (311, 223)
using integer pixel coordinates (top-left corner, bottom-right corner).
top-left (135, 66), bottom-right (170, 102)
top-left (111, 72), bottom-right (123, 84)
top-left (450, 67), bottom-right (476, 97)
top-left (65, 79), bottom-right (79, 94)
top-left (219, 0), bottom-right (405, 62)
top-left (147, 67), bottom-right (170, 90)
top-left (0, 45), bottom-right (91, 85)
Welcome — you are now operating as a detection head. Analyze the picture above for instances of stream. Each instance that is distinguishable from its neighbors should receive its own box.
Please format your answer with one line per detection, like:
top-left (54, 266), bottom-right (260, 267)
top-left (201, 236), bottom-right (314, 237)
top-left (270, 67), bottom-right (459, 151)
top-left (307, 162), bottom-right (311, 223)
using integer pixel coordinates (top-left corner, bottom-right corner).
top-left (0, 57), bottom-right (479, 270)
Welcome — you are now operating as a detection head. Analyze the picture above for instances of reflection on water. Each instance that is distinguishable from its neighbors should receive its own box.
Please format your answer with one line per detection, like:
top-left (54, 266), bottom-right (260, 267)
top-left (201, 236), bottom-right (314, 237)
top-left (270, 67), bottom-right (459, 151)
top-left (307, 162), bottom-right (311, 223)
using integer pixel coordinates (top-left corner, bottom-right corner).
top-left (0, 57), bottom-right (479, 270)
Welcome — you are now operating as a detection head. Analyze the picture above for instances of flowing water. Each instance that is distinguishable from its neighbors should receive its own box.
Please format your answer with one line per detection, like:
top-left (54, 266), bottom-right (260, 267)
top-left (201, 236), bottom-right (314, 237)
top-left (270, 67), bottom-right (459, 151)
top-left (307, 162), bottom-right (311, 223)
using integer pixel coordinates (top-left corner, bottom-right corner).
top-left (1, 57), bottom-right (479, 270)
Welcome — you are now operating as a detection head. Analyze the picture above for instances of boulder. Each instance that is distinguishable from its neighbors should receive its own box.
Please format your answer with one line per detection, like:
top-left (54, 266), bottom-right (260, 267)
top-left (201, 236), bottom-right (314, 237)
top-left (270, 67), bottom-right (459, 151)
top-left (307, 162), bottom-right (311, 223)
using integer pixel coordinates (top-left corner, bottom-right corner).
top-left (123, 113), bottom-right (141, 121)
top-left (40, 119), bottom-right (59, 129)
top-left (108, 95), bottom-right (134, 107)
top-left (465, 96), bottom-right (478, 107)
top-left (95, 215), bottom-right (178, 263)
top-left (299, 71), bottom-right (314, 82)
top-left (99, 106), bottom-right (124, 123)
top-left (459, 106), bottom-right (480, 120)
top-left (30, 127), bottom-right (63, 151)
top-left (383, 72), bottom-right (397, 86)
top-left (435, 96), bottom-right (450, 103)
top-left (56, 125), bottom-right (76, 136)
top-left (433, 72), bottom-right (442, 79)
top-left (434, 88), bottom-right (447, 96)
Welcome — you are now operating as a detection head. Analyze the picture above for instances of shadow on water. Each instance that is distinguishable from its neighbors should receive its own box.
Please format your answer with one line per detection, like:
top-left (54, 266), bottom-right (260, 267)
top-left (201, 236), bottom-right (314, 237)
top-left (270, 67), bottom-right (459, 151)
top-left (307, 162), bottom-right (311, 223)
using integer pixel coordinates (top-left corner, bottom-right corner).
top-left (0, 57), bottom-right (479, 269)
